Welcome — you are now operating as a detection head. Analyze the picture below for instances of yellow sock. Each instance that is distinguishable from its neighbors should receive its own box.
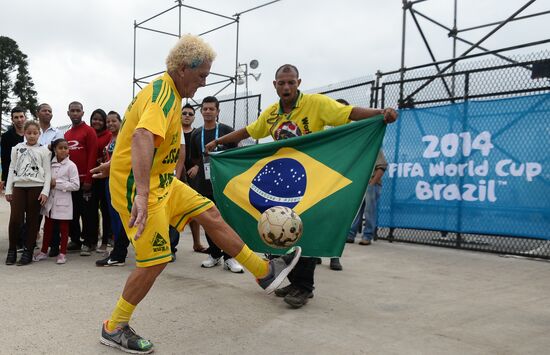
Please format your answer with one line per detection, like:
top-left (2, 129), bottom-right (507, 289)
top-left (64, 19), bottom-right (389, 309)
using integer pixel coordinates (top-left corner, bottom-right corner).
top-left (234, 245), bottom-right (269, 279)
top-left (107, 296), bottom-right (136, 332)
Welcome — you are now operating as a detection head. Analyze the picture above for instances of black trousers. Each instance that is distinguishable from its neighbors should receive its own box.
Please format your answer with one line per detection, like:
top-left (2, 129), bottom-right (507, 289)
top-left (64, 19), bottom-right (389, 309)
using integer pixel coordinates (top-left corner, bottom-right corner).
top-left (288, 257), bottom-right (317, 292)
top-left (91, 178), bottom-right (112, 245)
top-left (70, 187), bottom-right (94, 248)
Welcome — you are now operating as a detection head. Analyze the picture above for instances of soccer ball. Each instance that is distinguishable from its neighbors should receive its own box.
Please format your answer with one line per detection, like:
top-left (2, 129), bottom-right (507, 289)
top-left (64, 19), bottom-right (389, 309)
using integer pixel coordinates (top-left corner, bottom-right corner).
top-left (257, 206), bottom-right (303, 249)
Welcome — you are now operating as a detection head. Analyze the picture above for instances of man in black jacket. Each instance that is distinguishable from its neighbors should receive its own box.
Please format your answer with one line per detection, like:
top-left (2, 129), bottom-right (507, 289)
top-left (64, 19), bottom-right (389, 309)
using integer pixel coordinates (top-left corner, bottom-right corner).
top-left (1, 107), bottom-right (27, 191)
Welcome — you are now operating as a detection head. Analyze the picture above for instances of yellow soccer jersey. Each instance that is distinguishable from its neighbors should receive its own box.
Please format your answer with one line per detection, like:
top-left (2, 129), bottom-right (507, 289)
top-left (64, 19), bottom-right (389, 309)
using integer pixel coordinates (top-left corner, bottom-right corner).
top-left (246, 92), bottom-right (353, 140)
top-left (110, 72), bottom-right (182, 213)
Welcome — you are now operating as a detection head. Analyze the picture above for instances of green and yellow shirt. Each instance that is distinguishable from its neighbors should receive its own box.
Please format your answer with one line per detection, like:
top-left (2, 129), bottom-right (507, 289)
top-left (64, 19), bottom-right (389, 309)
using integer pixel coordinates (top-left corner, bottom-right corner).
top-left (110, 72), bottom-right (182, 213)
top-left (246, 92), bottom-right (353, 140)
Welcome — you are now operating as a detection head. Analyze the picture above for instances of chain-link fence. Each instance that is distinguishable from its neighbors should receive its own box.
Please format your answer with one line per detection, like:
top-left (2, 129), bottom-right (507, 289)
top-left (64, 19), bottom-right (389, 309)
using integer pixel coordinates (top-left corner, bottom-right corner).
top-left (190, 93), bottom-right (261, 146)
top-left (308, 45), bottom-right (550, 260)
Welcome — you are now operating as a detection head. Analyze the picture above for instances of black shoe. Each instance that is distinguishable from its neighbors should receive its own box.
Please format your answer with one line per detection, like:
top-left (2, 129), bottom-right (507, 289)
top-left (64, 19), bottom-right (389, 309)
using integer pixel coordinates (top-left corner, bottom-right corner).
top-left (169, 253), bottom-right (176, 263)
top-left (96, 256), bottom-right (125, 267)
top-left (48, 247), bottom-right (60, 257)
top-left (5, 250), bottom-right (17, 265)
top-left (16, 249), bottom-right (33, 266)
top-left (274, 284), bottom-right (296, 298)
top-left (284, 287), bottom-right (314, 308)
top-left (67, 241), bottom-right (81, 252)
top-left (330, 258), bottom-right (342, 271)
top-left (314, 257), bottom-right (322, 264)
top-left (275, 284), bottom-right (314, 298)
top-left (346, 238), bottom-right (355, 243)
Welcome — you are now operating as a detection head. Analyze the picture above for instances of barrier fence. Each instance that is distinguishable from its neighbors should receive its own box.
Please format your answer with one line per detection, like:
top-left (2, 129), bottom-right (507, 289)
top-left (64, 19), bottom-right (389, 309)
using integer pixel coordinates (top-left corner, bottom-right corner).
top-left (312, 44), bottom-right (550, 259)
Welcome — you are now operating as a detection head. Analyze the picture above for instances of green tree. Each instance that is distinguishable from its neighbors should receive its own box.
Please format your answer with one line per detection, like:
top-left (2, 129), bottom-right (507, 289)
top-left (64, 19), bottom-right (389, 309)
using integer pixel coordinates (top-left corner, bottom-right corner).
top-left (0, 36), bottom-right (39, 133)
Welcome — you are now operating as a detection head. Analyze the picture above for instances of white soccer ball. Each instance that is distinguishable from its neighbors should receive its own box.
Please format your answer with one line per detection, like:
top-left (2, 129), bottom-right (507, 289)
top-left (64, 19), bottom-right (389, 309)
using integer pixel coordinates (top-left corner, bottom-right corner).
top-left (257, 206), bottom-right (303, 249)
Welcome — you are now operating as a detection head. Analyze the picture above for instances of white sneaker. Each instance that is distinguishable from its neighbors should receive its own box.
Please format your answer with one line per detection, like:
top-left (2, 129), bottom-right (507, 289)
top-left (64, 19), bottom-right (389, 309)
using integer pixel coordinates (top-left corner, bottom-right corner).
top-left (223, 258), bottom-right (244, 273)
top-left (33, 252), bottom-right (48, 262)
top-left (201, 255), bottom-right (221, 268)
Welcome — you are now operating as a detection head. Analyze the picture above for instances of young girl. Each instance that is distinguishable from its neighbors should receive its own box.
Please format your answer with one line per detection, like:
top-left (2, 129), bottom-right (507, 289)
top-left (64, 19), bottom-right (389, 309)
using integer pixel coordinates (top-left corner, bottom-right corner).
top-left (33, 138), bottom-right (80, 264)
top-left (5, 120), bottom-right (51, 266)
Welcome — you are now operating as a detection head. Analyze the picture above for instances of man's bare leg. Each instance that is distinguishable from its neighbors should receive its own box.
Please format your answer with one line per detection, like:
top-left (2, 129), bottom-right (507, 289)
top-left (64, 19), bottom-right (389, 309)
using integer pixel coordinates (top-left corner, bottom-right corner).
top-left (121, 263), bottom-right (167, 305)
top-left (193, 206), bottom-right (302, 293)
top-left (193, 206), bottom-right (245, 256)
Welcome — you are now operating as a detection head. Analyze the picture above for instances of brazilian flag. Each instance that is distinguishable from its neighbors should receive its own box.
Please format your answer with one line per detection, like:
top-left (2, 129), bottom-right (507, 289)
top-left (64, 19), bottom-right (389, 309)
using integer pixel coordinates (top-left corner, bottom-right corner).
top-left (210, 116), bottom-right (386, 257)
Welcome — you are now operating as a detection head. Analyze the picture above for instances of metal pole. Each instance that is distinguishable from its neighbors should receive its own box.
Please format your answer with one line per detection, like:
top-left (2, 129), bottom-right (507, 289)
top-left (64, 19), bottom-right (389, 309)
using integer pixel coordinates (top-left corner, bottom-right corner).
top-left (399, 0), bottom-right (408, 107)
top-left (132, 20), bottom-right (137, 98)
top-left (245, 64), bottom-right (249, 128)
top-left (178, 0), bottom-right (182, 38)
top-left (233, 16), bottom-right (240, 129)
top-left (451, 0), bottom-right (457, 97)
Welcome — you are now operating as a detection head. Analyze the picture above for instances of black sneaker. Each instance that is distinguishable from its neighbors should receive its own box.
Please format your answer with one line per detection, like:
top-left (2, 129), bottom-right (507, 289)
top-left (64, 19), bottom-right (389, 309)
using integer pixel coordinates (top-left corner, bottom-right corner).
top-left (275, 284), bottom-right (314, 299)
top-left (330, 258), bottom-right (342, 271)
top-left (314, 257), bottom-right (322, 264)
top-left (284, 287), bottom-right (314, 308)
top-left (256, 246), bottom-right (301, 294)
top-left (5, 250), bottom-right (17, 265)
top-left (48, 247), bottom-right (60, 257)
top-left (67, 241), bottom-right (81, 252)
top-left (96, 256), bottom-right (125, 267)
top-left (16, 249), bottom-right (33, 266)
top-left (100, 320), bottom-right (153, 354)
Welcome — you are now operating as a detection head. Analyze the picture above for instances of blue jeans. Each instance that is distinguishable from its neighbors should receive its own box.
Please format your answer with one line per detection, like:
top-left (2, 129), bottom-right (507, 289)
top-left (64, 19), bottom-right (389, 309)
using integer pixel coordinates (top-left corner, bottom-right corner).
top-left (347, 184), bottom-right (382, 241)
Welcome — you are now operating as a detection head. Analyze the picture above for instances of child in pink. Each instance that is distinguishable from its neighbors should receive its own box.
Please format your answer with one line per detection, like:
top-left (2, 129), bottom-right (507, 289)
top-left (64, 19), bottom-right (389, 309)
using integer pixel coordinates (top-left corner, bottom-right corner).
top-left (34, 138), bottom-right (80, 264)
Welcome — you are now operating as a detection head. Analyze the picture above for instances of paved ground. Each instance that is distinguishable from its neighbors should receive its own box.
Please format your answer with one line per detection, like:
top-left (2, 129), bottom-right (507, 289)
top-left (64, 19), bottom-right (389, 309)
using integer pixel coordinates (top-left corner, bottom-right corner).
top-left (0, 197), bottom-right (549, 355)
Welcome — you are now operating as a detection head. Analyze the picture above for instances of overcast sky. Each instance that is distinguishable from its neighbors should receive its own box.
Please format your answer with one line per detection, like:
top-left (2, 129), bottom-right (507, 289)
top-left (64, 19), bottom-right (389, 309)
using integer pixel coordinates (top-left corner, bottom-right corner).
top-left (1, 0), bottom-right (547, 127)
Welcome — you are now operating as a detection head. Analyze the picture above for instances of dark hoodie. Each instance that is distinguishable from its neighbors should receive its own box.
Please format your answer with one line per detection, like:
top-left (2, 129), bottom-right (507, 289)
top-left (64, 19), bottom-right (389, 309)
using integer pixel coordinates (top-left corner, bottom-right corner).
top-left (1, 126), bottom-right (24, 183)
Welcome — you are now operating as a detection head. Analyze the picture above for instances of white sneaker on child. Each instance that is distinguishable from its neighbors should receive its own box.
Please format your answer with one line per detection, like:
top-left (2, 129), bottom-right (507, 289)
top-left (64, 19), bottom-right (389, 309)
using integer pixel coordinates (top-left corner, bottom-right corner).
top-left (56, 253), bottom-right (66, 264)
top-left (33, 252), bottom-right (48, 262)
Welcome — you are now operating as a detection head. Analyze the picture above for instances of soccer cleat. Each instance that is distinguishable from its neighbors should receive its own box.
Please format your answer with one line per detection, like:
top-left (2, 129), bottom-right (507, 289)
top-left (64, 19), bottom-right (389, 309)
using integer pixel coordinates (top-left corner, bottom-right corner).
top-left (33, 252), bottom-right (48, 262)
top-left (100, 320), bottom-right (153, 354)
top-left (257, 246), bottom-right (301, 294)
top-left (201, 255), bottom-right (221, 268)
top-left (223, 258), bottom-right (244, 273)
top-left (96, 256), bottom-right (125, 267)
top-left (56, 253), bottom-right (67, 264)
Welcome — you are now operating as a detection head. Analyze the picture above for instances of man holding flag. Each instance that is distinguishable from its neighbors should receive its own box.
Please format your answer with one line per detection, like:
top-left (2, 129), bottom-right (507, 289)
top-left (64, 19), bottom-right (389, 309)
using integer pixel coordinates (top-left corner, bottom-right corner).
top-left (206, 64), bottom-right (397, 308)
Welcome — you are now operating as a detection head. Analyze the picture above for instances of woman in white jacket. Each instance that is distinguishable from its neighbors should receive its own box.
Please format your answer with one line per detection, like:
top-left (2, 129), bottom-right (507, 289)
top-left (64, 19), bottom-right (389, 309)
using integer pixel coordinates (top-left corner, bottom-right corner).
top-left (33, 138), bottom-right (80, 264)
top-left (5, 121), bottom-right (51, 265)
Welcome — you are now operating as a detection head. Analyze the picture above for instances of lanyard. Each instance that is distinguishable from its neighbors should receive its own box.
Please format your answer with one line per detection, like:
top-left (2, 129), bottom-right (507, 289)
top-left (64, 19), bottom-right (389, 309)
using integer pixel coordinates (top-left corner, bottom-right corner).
top-left (201, 124), bottom-right (219, 154)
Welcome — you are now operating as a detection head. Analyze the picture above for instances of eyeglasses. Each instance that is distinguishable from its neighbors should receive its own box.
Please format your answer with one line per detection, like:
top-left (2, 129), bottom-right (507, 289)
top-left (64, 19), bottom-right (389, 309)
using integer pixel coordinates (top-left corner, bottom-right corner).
top-left (182, 112), bottom-right (194, 116)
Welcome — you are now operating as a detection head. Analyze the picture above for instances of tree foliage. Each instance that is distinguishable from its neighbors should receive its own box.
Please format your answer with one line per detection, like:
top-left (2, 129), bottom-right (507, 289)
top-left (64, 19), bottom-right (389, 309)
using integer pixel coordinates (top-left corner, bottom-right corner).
top-left (0, 36), bottom-right (38, 132)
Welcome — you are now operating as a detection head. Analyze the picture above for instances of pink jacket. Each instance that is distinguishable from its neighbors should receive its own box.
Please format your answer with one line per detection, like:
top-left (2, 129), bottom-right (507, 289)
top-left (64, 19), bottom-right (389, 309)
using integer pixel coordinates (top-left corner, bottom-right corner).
top-left (41, 157), bottom-right (80, 220)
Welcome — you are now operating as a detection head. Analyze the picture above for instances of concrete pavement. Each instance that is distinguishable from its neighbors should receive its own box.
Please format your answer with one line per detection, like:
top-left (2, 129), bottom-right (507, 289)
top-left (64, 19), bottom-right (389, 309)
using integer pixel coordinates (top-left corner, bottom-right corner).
top-left (0, 198), bottom-right (549, 355)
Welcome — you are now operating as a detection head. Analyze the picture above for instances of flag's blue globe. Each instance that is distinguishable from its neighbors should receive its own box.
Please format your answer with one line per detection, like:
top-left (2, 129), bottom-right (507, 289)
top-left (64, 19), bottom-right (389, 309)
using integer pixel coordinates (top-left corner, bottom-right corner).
top-left (249, 158), bottom-right (307, 213)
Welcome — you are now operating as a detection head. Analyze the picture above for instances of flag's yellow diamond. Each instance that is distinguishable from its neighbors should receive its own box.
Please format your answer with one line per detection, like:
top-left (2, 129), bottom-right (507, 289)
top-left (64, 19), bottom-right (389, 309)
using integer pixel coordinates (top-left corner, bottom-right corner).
top-left (224, 147), bottom-right (352, 220)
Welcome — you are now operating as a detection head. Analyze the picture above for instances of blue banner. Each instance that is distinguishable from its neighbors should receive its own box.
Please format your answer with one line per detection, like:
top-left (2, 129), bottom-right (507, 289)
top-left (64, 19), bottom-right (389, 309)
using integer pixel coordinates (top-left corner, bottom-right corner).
top-left (379, 93), bottom-right (550, 239)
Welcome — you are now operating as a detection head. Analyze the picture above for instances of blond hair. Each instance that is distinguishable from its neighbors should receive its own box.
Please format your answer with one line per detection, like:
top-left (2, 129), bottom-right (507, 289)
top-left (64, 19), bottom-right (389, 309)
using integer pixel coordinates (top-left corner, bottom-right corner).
top-left (166, 34), bottom-right (216, 72)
